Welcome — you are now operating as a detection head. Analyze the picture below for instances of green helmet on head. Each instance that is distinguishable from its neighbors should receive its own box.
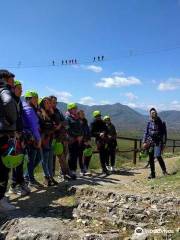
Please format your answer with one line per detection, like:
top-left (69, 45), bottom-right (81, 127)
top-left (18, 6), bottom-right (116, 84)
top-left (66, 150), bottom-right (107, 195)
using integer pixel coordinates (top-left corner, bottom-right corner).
top-left (24, 90), bottom-right (38, 98)
top-left (103, 115), bottom-right (110, 121)
top-left (14, 80), bottom-right (22, 87)
top-left (93, 110), bottom-right (101, 118)
top-left (67, 102), bottom-right (77, 110)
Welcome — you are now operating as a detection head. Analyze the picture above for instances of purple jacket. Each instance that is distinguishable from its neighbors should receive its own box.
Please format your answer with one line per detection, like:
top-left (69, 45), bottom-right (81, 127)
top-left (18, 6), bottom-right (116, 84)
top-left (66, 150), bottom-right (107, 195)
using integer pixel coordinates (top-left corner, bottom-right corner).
top-left (22, 101), bottom-right (41, 141)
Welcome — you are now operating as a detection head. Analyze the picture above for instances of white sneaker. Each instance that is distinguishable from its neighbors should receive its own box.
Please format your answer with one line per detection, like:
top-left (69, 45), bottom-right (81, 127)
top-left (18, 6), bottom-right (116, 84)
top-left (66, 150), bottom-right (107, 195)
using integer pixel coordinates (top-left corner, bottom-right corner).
top-left (110, 166), bottom-right (115, 172)
top-left (106, 165), bottom-right (110, 171)
top-left (9, 186), bottom-right (28, 196)
top-left (84, 171), bottom-right (92, 176)
top-left (79, 172), bottom-right (84, 177)
top-left (0, 197), bottom-right (16, 211)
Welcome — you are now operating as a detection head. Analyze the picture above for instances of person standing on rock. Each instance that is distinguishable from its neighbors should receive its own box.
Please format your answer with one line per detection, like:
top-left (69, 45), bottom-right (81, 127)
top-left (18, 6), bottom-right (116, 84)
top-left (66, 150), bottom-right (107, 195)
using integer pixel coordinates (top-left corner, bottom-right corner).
top-left (103, 115), bottom-right (117, 172)
top-left (0, 70), bottom-right (18, 211)
top-left (90, 110), bottom-right (109, 175)
top-left (143, 108), bottom-right (168, 179)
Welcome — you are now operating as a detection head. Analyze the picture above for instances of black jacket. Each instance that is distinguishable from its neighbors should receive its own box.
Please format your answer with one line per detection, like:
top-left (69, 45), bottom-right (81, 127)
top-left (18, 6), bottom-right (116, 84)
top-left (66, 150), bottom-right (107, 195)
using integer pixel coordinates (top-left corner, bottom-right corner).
top-left (90, 119), bottom-right (108, 141)
top-left (0, 78), bottom-right (17, 134)
top-left (14, 95), bottom-right (23, 132)
top-left (80, 118), bottom-right (91, 141)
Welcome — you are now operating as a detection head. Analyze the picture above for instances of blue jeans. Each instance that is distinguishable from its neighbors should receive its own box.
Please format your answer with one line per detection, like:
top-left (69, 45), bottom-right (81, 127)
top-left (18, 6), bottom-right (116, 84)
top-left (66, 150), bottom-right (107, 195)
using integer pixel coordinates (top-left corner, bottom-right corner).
top-left (41, 147), bottom-right (54, 177)
top-left (24, 147), bottom-right (41, 182)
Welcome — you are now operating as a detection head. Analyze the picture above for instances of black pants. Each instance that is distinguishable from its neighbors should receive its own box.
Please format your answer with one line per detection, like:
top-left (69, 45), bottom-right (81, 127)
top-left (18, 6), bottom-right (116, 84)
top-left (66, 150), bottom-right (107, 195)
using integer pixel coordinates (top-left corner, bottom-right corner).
top-left (0, 136), bottom-right (10, 200)
top-left (99, 145), bottom-right (108, 172)
top-left (68, 141), bottom-right (79, 171)
top-left (78, 144), bottom-right (84, 171)
top-left (106, 147), bottom-right (116, 167)
top-left (11, 162), bottom-right (24, 188)
top-left (84, 156), bottom-right (91, 170)
top-left (149, 151), bottom-right (167, 177)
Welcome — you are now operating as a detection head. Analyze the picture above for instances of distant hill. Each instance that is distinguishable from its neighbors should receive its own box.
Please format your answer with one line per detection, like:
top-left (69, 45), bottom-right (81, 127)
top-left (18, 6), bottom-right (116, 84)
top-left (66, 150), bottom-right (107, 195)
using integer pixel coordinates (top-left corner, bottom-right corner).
top-left (57, 102), bottom-right (180, 137)
top-left (57, 102), bottom-right (146, 134)
top-left (159, 111), bottom-right (180, 131)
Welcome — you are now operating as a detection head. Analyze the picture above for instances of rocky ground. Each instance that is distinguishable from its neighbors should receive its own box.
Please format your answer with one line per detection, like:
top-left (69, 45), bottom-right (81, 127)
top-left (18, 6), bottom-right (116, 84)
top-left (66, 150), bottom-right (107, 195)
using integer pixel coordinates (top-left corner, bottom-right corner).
top-left (0, 157), bottom-right (180, 240)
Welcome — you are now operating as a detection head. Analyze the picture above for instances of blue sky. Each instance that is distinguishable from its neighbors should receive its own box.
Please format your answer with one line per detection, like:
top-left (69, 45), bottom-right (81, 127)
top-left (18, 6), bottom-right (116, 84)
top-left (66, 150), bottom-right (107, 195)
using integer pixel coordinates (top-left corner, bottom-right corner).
top-left (1, 0), bottom-right (180, 111)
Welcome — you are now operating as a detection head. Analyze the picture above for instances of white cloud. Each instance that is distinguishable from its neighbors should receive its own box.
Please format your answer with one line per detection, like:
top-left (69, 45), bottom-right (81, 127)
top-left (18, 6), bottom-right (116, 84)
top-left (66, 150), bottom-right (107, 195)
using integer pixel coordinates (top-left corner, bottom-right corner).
top-left (74, 64), bottom-right (103, 73)
top-left (46, 86), bottom-right (72, 102)
top-left (79, 96), bottom-right (96, 106)
top-left (79, 97), bottom-right (111, 106)
top-left (96, 74), bottom-right (142, 88)
top-left (158, 78), bottom-right (180, 91)
top-left (83, 65), bottom-right (103, 73)
top-left (124, 92), bottom-right (138, 101)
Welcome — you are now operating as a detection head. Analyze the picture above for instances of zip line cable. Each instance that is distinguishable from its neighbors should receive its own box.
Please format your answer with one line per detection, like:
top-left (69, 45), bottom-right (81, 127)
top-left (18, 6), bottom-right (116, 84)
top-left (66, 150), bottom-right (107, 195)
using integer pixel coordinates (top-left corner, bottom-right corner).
top-left (1, 44), bottom-right (180, 69)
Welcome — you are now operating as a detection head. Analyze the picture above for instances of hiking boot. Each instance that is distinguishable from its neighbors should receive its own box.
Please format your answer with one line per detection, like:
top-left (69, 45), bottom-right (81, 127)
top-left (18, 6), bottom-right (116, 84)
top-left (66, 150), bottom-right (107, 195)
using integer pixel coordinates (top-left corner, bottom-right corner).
top-left (0, 197), bottom-right (17, 211)
top-left (163, 171), bottom-right (170, 176)
top-left (63, 174), bottom-right (72, 181)
top-left (28, 180), bottom-right (42, 188)
top-left (102, 169), bottom-right (110, 175)
top-left (8, 186), bottom-right (28, 196)
top-left (43, 177), bottom-right (54, 187)
top-left (70, 171), bottom-right (77, 180)
top-left (148, 174), bottom-right (156, 179)
top-left (21, 183), bottom-right (31, 193)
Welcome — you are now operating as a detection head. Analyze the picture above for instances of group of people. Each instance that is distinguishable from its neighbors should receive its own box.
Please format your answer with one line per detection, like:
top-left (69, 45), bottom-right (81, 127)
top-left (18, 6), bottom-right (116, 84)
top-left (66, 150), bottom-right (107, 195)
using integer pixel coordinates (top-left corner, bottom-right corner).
top-left (0, 69), bottom-right (169, 212)
top-left (0, 69), bottom-right (117, 212)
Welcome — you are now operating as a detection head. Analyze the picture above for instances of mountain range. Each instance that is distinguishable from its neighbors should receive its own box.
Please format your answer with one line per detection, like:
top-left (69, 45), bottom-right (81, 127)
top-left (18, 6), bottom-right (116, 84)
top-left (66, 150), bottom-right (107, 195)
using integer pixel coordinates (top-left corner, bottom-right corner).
top-left (57, 102), bottom-right (180, 135)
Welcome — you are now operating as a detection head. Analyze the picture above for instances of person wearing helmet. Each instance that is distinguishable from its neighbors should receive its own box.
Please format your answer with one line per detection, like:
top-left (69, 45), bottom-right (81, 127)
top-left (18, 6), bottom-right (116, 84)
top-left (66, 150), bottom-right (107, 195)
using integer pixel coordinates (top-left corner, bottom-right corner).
top-left (103, 115), bottom-right (117, 172)
top-left (90, 110), bottom-right (109, 175)
top-left (78, 110), bottom-right (92, 176)
top-left (22, 90), bottom-right (42, 187)
top-left (8, 81), bottom-right (30, 196)
top-left (143, 108), bottom-right (168, 179)
top-left (0, 70), bottom-right (18, 211)
top-left (38, 97), bottom-right (58, 186)
top-left (50, 96), bottom-right (70, 181)
top-left (65, 103), bottom-right (83, 179)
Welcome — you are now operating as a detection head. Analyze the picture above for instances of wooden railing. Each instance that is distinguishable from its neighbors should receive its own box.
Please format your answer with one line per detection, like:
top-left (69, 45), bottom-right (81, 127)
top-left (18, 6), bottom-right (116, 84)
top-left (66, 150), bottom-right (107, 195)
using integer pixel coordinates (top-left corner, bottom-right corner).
top-left (93, 136), bottom-right (180, 165)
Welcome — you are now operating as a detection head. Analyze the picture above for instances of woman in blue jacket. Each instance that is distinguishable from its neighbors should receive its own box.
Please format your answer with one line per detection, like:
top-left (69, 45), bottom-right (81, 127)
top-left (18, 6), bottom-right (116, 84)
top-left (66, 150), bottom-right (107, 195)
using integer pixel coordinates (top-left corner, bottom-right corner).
top-left (22, 91), bottom-right (42, 187)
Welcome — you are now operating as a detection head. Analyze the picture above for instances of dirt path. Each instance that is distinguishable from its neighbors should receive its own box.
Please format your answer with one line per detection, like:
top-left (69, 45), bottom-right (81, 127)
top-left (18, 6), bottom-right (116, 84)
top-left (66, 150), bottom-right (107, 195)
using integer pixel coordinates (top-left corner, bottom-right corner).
top-left (4, 156), bottom-right (179, 218)
top-left (0, 156), bottom-right (179, 239)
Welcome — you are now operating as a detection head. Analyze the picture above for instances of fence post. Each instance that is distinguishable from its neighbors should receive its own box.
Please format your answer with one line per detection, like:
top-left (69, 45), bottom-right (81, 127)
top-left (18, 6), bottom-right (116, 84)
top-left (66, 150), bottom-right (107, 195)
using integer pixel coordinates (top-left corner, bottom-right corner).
top-left (173, 140), bottom-right (175, 153)
top-left (133, 140), bottom-right (137, 164)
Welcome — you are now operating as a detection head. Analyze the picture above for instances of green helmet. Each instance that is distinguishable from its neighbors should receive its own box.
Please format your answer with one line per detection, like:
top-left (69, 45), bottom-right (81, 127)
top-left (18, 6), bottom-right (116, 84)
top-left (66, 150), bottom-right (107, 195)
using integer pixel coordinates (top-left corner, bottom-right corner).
top-left (103, 115), bottom-right (110, 121)
top-left (24, 90), bottom-right (38, 98)
top-left (52, 140), bottom-right (64, 155)
top-left (93, 110), bottom-right (101, 118)
top-left (83, 147), bottom-right (93, 157)
top-left (139, 151), bottom-right (148, 160)
top-left (14, 80), bottom-right (22, 87)
top-left (67, 102), bottom-right (77, 110)
top-left (2, 154), bottom-right (24, 169)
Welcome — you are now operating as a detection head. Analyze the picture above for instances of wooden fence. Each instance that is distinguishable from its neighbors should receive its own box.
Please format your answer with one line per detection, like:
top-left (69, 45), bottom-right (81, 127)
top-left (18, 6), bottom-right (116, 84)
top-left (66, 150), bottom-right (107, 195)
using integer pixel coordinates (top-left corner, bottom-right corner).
top-left (93, 136), bottom-right (180, 165)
